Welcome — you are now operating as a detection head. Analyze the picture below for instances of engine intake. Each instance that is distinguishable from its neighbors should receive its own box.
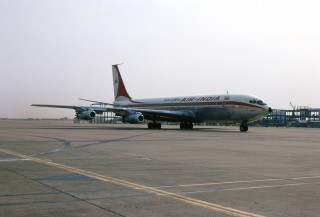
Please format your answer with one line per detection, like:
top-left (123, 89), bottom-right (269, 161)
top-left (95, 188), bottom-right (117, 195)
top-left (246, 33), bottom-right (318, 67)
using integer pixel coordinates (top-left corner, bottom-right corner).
top-left (76, 109), bottom-right (96, 120)
top-left (123, 113), bottom-right (144, 124)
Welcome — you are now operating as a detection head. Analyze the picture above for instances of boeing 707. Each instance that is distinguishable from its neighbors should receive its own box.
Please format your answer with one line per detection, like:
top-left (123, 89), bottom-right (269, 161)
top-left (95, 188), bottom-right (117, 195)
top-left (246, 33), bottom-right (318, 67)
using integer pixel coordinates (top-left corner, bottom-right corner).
top-left (32, 64), bottom-right (272, 132)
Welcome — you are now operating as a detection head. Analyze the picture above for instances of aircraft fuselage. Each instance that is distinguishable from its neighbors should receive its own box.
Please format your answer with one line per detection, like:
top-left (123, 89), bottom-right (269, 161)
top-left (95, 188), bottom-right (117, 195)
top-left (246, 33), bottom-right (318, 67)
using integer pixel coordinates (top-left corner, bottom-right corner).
top-left (114, 93), bottom-right (271, 124)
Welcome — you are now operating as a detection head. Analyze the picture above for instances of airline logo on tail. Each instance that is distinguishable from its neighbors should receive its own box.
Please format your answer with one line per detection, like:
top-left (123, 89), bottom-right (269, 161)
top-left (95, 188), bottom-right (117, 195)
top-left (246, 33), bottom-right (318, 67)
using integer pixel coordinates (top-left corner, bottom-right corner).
top-left (112, 65), bottom-right (131, 101)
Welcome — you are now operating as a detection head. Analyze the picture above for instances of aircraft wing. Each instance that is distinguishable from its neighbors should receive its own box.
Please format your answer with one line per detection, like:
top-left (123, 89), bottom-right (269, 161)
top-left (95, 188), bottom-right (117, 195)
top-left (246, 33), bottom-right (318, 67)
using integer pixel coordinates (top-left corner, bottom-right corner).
top-left (77, 98), bottom-right (196, 121)
top-left (31, 104), bottom-right (196, 121)
top-left (104, 107), bottom-right (196, 122)
top-left (78, 98), bottom-right (114, 106)
top-left (133, 108), bottom-right (196, 121)
top-left (31, 104), bottom-right (107, 114)
top-left (31, 104), bottom-right (79, 109)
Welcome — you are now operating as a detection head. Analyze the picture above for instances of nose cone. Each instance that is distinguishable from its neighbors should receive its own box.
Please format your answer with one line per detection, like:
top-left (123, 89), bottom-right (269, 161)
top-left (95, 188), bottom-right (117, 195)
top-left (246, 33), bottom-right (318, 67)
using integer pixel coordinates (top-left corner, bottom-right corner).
top-left (268, 107), bottom-right (273, 113)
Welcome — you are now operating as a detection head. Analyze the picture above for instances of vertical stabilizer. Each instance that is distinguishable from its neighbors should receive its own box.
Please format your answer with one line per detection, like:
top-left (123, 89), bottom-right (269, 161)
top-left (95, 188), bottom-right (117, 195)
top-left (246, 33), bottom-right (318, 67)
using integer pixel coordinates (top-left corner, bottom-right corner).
top-left (112, 65), bottom-right (132, 101)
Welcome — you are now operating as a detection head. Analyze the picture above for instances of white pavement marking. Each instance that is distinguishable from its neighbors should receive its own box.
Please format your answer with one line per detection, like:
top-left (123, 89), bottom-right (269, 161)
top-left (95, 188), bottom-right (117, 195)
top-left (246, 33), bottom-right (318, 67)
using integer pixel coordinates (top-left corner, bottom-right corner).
top-left (150, 176), bottom-right (320, 189)
top-left (0, 158), bottom-right (31, 162)
top-left (174, 182), bottom-right (311, 195)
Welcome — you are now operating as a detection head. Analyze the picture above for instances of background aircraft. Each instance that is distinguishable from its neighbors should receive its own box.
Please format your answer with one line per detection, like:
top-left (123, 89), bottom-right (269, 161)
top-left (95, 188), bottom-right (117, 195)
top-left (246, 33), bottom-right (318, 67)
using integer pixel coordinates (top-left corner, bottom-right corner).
top-left (32, 65), bottom-right (272, 132)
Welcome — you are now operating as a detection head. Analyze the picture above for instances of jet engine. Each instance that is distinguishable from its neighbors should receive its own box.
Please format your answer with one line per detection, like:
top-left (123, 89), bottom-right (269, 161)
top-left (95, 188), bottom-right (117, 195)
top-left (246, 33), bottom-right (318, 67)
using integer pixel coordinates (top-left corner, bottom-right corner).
top-left (123, 113), bottom-right (144, 124)
top-left (76, 109), bottom-right (96, 120)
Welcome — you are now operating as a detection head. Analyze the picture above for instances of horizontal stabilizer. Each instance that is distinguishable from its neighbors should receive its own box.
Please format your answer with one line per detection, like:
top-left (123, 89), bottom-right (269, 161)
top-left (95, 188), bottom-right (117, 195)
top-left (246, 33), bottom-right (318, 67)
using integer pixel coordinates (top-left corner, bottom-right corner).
top-left (78, 98), bottom-right (114, 106)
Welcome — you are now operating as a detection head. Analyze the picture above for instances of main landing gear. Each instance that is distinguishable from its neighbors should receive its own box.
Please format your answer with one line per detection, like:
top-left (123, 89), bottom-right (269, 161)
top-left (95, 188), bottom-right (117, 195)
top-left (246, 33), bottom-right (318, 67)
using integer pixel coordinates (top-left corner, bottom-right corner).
top-left (240, 123), bottom-right (248, 132)
top-left (148, 121), bottom-right (161, 129)
top-left (148, 121), bottom-right (194, 130)
top-left (180, 122), bottom-right (193, 130)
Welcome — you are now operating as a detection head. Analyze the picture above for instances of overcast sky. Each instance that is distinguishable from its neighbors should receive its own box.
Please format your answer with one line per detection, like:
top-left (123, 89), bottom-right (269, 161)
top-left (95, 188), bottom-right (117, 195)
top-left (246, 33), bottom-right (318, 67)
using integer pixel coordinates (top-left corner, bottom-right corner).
top-left (1, 0), bottom-right (319, 118)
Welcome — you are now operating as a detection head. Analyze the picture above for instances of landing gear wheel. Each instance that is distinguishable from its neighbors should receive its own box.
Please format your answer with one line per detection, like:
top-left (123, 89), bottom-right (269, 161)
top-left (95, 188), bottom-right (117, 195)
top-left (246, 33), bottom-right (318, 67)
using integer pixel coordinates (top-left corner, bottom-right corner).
top-left (180, 122), bottom-right (193, 130)
top-left (188, 123), bottom-right (194, 129)
top-left (240, 125), bottom-right (248, 132)
top-left (148, 122), bottom-right (161, 129)
top-left (156, 122), bottom-right (161, 129)
top-left (180, 123), bottom-right (185, 130)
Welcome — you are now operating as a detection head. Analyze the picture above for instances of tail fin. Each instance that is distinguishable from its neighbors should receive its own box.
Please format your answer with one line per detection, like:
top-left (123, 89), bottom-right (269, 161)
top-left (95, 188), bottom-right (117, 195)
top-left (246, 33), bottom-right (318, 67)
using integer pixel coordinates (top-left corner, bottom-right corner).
top-left (112, 64), bottom-right (132, 101)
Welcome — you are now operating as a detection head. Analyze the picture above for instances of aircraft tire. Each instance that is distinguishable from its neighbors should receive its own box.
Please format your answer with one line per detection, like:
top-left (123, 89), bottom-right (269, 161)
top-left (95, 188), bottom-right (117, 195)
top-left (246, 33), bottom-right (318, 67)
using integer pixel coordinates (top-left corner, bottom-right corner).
top-left (156, 122), bottom-right (161, 129)
top-left (180, 123), bottom-right (185, 130)
top-left (240, 125), bottom-right (248, 132)
top-left (180, 122), bottom-right (193, 130)
top-left (189, 123), bottom-right (193, 129)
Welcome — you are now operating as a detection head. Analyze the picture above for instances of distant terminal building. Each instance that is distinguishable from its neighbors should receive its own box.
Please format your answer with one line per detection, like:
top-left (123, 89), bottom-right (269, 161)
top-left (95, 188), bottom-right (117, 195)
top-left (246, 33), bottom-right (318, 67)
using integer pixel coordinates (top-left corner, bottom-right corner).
top-left (252, 106), bottom-right (320, 128)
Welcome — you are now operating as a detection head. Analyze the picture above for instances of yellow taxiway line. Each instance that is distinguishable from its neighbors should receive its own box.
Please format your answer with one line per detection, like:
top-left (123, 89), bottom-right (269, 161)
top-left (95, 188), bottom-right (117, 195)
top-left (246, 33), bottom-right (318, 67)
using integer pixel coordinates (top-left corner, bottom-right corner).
top-left (0, 147), bottom-right (265, 217)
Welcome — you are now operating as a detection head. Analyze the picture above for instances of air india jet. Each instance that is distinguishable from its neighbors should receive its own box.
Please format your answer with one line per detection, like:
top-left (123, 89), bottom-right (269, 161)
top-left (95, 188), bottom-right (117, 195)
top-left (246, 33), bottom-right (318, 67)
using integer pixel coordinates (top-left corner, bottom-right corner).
top-left (32, 64), bottom-right (272, 132)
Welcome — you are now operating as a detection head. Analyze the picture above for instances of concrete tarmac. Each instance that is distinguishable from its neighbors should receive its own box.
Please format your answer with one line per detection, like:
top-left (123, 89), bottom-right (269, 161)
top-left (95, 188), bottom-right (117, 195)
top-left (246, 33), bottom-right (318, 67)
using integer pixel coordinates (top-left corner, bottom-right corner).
top-left (1, 120), bottom-right (320, 217)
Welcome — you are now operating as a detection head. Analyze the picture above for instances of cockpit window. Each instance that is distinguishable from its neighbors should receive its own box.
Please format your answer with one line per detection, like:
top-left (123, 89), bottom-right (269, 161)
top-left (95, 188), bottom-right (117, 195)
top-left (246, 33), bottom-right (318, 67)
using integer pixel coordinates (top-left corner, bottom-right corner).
top-left (250, 99), bottom-right (266, 105)
top-left (257, 100), bottom-right (267, 105)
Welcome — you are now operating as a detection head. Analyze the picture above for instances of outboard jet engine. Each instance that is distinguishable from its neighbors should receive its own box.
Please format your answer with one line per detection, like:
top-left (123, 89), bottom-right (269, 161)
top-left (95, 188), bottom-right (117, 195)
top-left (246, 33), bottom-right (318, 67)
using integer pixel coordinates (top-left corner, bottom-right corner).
top-left (76, 108), bottom-right (96, 120)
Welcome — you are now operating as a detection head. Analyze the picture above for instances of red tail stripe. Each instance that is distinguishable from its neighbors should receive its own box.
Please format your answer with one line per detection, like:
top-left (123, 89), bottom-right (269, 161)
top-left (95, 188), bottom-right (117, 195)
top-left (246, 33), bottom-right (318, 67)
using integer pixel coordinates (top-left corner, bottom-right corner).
top-left (114, 65), bottom-right (131, 100)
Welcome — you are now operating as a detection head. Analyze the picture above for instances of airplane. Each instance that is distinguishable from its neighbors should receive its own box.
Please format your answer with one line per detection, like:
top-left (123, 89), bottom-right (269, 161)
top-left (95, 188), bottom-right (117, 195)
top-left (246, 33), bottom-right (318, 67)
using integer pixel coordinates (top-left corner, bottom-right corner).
top-left (32, 64), bottom-right (273, 132)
